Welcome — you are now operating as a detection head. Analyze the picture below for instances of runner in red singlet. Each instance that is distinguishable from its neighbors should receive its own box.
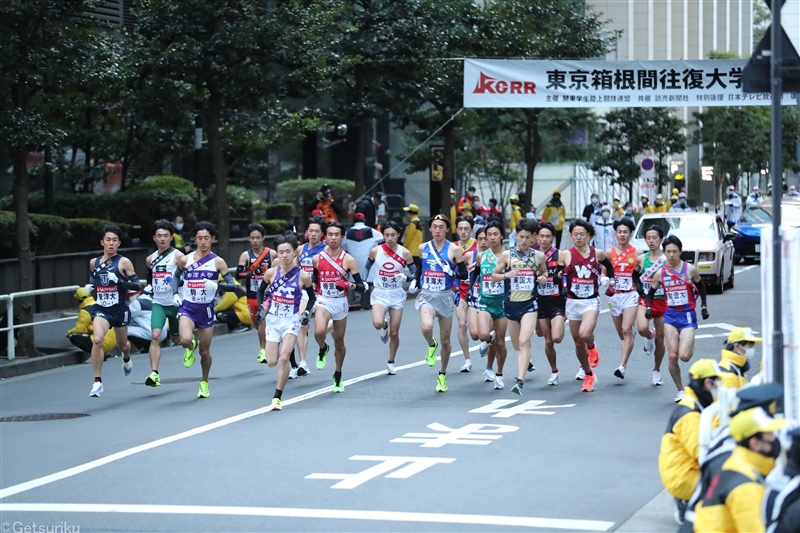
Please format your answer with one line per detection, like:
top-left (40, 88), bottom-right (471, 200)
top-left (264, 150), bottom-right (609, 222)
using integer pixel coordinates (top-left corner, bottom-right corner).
top-left (454, 216), bottom-right (478, 373)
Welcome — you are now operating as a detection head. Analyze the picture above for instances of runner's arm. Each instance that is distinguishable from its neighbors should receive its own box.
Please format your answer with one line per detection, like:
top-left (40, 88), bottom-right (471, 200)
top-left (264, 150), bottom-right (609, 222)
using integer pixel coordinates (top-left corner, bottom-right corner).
top-left (632, 268), bottom-right (644, 295)
top-left (256, 277), bottom-right (270, 309)
top-left (598, 255), bottom-right (615, 281)
top-left (646, 270), bottom-right (662, 308)
top-left (491, 251), bottom-right (509, 282)
top-left (689, 265), bottom-right (708, 309)
top-left (117, 258), bottom-right (143, 290)
top-left (216, 258), bottom-right (244, 295)
top-left (236, 251), bottom-right (250, 278)
top-left (364, 247), bottom-right (377, 277)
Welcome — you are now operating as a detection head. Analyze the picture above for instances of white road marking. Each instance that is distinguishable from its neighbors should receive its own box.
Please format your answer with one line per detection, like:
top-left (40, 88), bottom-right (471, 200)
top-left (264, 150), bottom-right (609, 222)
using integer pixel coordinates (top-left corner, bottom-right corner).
top-left (0, 341), bottom-right (495, 501)
top-left (734, 265), bottom-right (759, 274)
top-left (470, 399), bottom-right (577, 418)
top-left (0, 503), bottom-right (616, 531)
top-left (306, 456), bottom-right (456, 489)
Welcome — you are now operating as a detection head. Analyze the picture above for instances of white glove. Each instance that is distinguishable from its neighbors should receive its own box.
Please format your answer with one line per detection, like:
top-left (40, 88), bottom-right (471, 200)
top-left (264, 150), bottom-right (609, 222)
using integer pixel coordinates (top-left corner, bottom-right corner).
top-left (173, 293), bottom-right (183, 307)
top-left (396, 273), bottom-right (407, 284)
top-left (143, 284), bottom-right (153, 296)
top-left (363, 282), bottom-right (370, 292)
top-left (599, 276), bottom-right (610, 288)
top-left (84, 284), bottom-right (94, 294)
top-left (408, 279), bottom-right (419, 294)
top-left (107, 271), bottom-right (119, 284)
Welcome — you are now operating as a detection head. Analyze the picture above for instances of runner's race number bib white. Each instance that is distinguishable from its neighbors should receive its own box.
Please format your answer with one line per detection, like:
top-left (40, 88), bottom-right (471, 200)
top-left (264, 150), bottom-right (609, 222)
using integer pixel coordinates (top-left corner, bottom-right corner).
top-left (482, 275), bottom-right (504, 296)
top-left (376, 267), bottom-right (403, 290)
top-left (423, 270), bottom-right (445, 291)
top-left (570, 280), bottom-right (594, 298)
top-left (187, 280), bottom-right (215, 304)
top-left (538, 278), bottom-right (559, 296)
top-left (96, 285), bottom-right (119, 307)
top-left (614, 276), bottom-right (633, 292)
top-left (152, 271), bottom-right (171, 293)
top-left (642, 281), bottom-right (665, 296)
top-left (320, 279), bottom-right (342, 298)
top-left (510, 270), bottom-right (535, 292)
top-left (666, 288), bottom-right (689, 307)
top-left (269, 295), bottom-right (295, 318)
top-left (250, 274), bottom-right (263, 294)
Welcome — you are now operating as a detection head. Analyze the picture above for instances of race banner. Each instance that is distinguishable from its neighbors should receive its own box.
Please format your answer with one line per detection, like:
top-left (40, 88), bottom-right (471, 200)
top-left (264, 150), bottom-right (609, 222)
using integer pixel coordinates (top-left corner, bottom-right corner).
top-left (463, 59), bottom-right (800, 108)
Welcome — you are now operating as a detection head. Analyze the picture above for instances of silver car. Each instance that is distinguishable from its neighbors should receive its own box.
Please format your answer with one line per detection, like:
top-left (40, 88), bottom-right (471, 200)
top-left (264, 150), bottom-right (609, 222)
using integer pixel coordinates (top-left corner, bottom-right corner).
top-left (631, 212), bottom-right (736, 293)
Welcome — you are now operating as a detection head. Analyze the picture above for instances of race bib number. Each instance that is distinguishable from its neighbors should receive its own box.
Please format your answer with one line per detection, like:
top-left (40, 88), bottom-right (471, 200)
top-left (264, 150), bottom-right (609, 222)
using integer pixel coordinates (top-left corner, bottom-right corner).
top-left (152, 271), bottom-right (171, 293)
top-left (96, 285), bottom-right (119, 307)
top-left (320, 281), bottom-right (341, 297)
top-left (538, 279), bottom-right (559, 296)
top-left (614, 276), bottom-right (633, 292)
top-left (510, 269), bottom-right (535, 292)
top-left (377, 268), bottom-right (402, 290)
top-left (642, 281), bottom-right (665, 296)
top-left (187, 280), bottom-right (214, 304)
top-left (482, 275), bottom-right (504, 296)
top-left (570, 280), bottom-right (594, 298)
top-left (423, 270), bottom-right (445, 291)
top-left (249, 274), bottom-right (263, 294)
top-left (269, 295), bottom-right (295, 318)
top-left (666, 289), bottom-right (689, 307)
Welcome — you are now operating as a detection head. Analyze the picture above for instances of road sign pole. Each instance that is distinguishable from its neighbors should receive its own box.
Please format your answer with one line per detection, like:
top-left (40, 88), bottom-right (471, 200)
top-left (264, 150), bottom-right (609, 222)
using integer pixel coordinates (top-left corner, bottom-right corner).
top-left (771, 0), bottom-right (785, 410)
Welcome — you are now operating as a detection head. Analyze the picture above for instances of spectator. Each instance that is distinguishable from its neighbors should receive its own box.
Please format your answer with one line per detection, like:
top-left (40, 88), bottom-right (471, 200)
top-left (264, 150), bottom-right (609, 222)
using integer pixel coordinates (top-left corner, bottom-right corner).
top-left (611, 196), bottom-right (624, 220)
top-left (670, 192), bottom-right (693, 213)
top-left (309, 183), bottom-right (341, 223)
top-left (542, 189), bottom-right (566, 247)
top-left (592, 204), bottom-right (616, 250)
top-left (746, 186), bottom-right (763, 208)
top-left (457, 186), bottom-right (477, 215)
top-left (343, 212), bottom-right (382, 309)
top-left (484, 198), bottom-right (502, 225)
top-left (764, 427), bottom-right (800, 533)
top-left (66, 287), bottom-right (117, 359)
top-left (508, 195), bottom-right (523, 231)
top-left (525, 204), bottom-right (537, 220)
top-left (788, 185), bottom-right (800, 197)
top-left (724, 185), bottom-right (743, 229)
top-left (355, 191), bottom-right (385, 229)
top-left (214, 276), bottom-right (252, 333)
top-left (654, 193), bottom-right (668, 213)
top-left (694, 407), bottom-right (786, 533)
top-left (171, 214), bottom-right (191, 253)
top-left (582, 193), bottom-right (600, 220)
top-left (669, 188), bottom-right (680, 209)
top-left (641, 195), bottom-right (654, 214)
top-left (402, 204), bottom-right (422, 273)
top-left (621, 201), bottom-right (635, 223)
top-left (718, 327), bottom-right (761, 389)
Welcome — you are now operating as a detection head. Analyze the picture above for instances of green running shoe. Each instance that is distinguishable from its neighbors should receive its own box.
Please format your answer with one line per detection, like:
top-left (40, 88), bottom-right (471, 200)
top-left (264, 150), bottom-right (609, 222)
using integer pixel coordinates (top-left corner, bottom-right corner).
top-left (316, 343), bottom-right (329, 370)
top-left (333, 375), bottom-right (344, 393)
top-left (425, 339), bottom-right (439, 366)
top-left (435, 373), bottom-right (448, 393)
top-left (145, 371), bottom-right (161, 387)
top-left (197, 380), bottom-right (209, 398)
top-left (183, 339), bottom-right (197, 368)
top-left (271, 397), bottom-right (282, 411)
top-left (257, 349), bottom-right (267, 364)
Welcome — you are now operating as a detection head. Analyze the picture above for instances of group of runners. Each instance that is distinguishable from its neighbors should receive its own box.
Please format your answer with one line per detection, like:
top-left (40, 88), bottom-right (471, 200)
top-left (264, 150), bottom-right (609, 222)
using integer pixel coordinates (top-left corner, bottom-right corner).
top-left (82, 210), bottom-right (710, 408)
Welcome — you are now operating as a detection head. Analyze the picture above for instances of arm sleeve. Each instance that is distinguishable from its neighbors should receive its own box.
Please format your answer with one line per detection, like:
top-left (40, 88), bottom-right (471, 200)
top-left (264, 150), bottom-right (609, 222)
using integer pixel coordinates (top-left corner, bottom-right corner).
top-left (312, 268), bottom-right (319, 285)
top-left (456, 261), bottom-right (468, 280)
top-left (171, 270), bottom-right (182, 294)
top-left (414, 262), bottom-right (422, 284)
top-left (693, 278), bottom-right (708, 307)
top-left (236, 264), bottom-right (248, 279)
top-left (468, 266), bottom-right (479, 292)
top-left (407, 262), bottom-right (417, 277)
top-left (118, 274), bottom-right (142, 291)
top-left (218, 273), bottom-right (239, 292)
top-left (364, 258), bottom-right (375, 278)
top-left (303, 286), bottom-right (316, 312)
top-left (351, 272), bottom-right (365, 292)
top-left (256, 279), bottom-right (267, 308)
top-left (646, 285), bottom-right (656, 308)
top-left (599, 257), bottom-right (614, 278)
top-left (633, 269), bottom-right (644, 295)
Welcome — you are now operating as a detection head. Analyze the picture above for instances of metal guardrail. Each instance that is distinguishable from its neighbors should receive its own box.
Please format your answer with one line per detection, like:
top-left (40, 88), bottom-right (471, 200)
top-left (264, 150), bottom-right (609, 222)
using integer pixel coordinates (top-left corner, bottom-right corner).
top-left (1, 285), bottom-right (80, 361)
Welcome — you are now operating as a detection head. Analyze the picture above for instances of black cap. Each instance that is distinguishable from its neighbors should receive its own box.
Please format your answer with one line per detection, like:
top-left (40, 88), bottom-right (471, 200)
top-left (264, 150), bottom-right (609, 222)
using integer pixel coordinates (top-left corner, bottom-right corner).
top-left (732, 383), bottom-right (784, 415)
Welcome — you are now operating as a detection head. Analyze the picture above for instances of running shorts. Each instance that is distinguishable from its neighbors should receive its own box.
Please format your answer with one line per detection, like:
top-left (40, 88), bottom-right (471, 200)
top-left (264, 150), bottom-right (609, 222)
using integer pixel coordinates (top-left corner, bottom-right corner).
top-left (265, 314), bottom-right (301, 342)
top-left (639, 296), bottom-right (667, 319)
top-left (177, 301), bottom-right (215, 329)
top-left (608, 291), bottom-right (639, 317)
top-left (370, 288), bottom-right (406, 310)
top-left (565, 297), bottom-right (601, 321)
top-left (664, 308), bottom-right (698, 332)
top-left (537, 296), bottom-right (566, 320)
top-left (247, 298), bottom-right (262, 322)
top-left (503, 298), bottom-right (537, 322)
top-left (91, 304), bottom-right (131, 329)
top-left (151, 303), bottom-right (179, 336)
top-left (415, 290), bottom-right (455, 318)
top-left (317, 296), bottom-right (349, 321)
top-left (478, 296), bottom-right (505, 320)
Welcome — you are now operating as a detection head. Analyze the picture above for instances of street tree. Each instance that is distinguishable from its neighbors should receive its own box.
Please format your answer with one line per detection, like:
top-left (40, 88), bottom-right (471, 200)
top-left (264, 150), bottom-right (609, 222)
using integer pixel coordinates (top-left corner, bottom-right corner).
top-left (0, 0), bottom-right (111, 357)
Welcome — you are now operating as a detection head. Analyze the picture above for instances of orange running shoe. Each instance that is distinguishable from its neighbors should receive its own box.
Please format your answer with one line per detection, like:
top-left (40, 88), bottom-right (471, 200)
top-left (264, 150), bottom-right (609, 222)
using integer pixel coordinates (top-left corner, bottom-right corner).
top-left (588, 345), bottom-right (600, 368)
top-left (581, 373), bottom-right (596, 392)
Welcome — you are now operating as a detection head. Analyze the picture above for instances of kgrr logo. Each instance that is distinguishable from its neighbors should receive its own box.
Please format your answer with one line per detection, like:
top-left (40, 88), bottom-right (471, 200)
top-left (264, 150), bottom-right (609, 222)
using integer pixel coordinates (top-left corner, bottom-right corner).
top-left (473, 72), bottom-right (536, 94)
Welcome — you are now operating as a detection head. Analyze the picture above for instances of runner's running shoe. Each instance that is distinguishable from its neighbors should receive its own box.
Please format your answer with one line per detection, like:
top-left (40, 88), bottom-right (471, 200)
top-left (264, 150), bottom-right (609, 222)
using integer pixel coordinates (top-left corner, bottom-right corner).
top-left (511, 379), bottom-right (523, 395)
top-left (288, 367), bottom-right (298, 379)
top-left (581, 373), bottom-right (596, 392)
top-left (122, 357), bottom-right (132, 376)
top-left (460, 359), bottom-right (472, 373)
top-left (297, 361), bottom-right (310, 376)
top-left (527, 361), bottom-right (535, 372)
top-left (614, 365), bottom-right (626, 379)
top-left (145, 371), bottom-right (161, 387)
top-left (652, 370), bottom-right (663, 386)
top-left (89, 381), bottom-right (103, 397)
top-left (380, 325), bottom-right (389, 344)
top-left (674, 390), bottom-right (686, 403)
top-left (425, 339), bottom-right (439, 366)
top-left (479, 331), bottom-right (496, 357)
top-left (643, 327), bottom-right (655, 356)
top-left (257, 349), bottom-right (267, 364)
top-left (548, 372), bottom-right (559, 386)
top-left (484, 368), bottom-right (495, 382)
top-left (387, 362), bottom-right (396, 375)
top-left (435, 373), bottom-right (448, 392)
top-left (316, 343), bottom-right (329, 370)
top-left (271, 398), bottom-right (282, 411)
top-left (588, 345), bottom-right (600, 367)
top-left (493, 375), bottom-right (504, 390)
top-left (333, 375), bottom-right (345, 393)
top-left (197, 380), bottom-right (210, 398)
top-left (575, 367), bottom-right (586, 380)
top-left (183, 339), bottom-right (197, 368)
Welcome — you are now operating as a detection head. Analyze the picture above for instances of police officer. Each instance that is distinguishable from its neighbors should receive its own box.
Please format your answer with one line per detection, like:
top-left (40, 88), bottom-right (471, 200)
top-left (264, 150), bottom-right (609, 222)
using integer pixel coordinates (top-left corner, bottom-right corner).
top-left (719, 327), bottom-right (761, 389)
top-left (764, 427), bottom-right (800, 533)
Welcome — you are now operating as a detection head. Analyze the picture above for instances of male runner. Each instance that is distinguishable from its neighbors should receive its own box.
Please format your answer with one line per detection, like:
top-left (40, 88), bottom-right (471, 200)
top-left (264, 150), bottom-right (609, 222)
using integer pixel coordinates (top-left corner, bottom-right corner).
top-left (535, 222), bottom-right (566, 386)
top-left (468, 227), bottom-right (498, 383)
top-left (295, 216), bottom-right (326, 377)
top-left (635, 225), bottom-right (667, 386)
top-left (365, 221), bottom-right (415, 374)
top-left (236, 223), bottom-right (276, 364)
top-left (492, 219), bottom-right (547, 394)
top-left (256, 232), bottom-right (315, 410)
top-left (311, 221), bottom-right (366, 392)
top-left (86, 225), bottom-right (142, 397)
top-left (453, 216), bottom-right (478, 372)
top-left (144, 220), bottom-right (183, 387)
top-left (559, 220), bottom-right (616, 392)
top-left (605, 219), bottom-right (641, 380)
top-left (409, 214), bottom-right (468, 392)
top-left (646, 235), bottom-right (709, 402)
top-left (175, 221), bottom-right (244, 398)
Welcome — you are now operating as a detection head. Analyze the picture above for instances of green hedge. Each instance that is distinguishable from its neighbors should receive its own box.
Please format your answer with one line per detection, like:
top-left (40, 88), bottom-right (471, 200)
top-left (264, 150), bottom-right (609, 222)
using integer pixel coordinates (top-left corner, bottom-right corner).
top-left (0, 211), bottom-right (132, 257)
top-left (259, 219), bottom-right (292, 235)
top-left (264, 203), bottom-right (295, 220)
top-left (276, 178), bottom-right (355, 204)
top-left (136, 174), bottom-right (197, 194)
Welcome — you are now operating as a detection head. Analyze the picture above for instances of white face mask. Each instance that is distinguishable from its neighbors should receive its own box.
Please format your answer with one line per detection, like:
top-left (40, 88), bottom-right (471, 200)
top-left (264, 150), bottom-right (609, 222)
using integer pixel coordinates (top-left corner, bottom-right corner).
top-left (745, 347), bottom-right (756, 358)
top-left (711, 386), bottom-right (719, 401)
top-left (591, 197), bottom-right (598, 204)
top-left (602, 211), bottom-right (611, 220)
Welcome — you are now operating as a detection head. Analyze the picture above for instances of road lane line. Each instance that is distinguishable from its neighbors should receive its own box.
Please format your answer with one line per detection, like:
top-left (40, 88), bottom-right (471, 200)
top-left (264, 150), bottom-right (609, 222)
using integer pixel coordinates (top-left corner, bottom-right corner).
top-left (734, 265), bottom-right (758, 274)
top-left (0, 340), bottom-right (499, 501)
top-left (0, 503), bottom-right (616, 531)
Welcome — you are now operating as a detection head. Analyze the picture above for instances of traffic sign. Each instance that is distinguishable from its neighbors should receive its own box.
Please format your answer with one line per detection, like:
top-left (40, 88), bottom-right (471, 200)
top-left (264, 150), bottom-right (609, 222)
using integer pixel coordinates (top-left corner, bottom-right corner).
top-left (743, 0), bottom-right (800, 93)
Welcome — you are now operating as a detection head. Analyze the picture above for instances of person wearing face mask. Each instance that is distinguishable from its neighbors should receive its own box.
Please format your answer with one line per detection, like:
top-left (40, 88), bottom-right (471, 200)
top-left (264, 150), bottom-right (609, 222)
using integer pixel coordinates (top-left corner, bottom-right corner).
top-left (724, 185), bottom-right (743, 230)
top-left (171, 214), bottom-right (192, 253)
top-left (592, 204), bottom-right (617, 250)
top-left (746, 186), bottom-right (764, 208)
top-left (670, 192), bottom-right (693, 213)
top-left (654, 193), bottom-right (668, 213)
top-left (718, 328), bottom-right (761, 389)
top-left (641, 195), bottom-right (654, 214)
top-left (763, 427), bottom-right (800, 533)
top-left (659, 359), bottom-right (722, 525)
top-left (583, 193), bottom-right (600, 222)
top-left (694, 407), bottom-right (786, 533)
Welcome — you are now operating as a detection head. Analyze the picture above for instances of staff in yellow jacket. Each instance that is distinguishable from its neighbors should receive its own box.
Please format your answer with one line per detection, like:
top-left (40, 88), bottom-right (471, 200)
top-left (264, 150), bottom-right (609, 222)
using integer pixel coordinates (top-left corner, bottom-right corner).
top-left (541, 190), bottom-right (566, 247)
top-left (719, 327), bottom-right (761, 389)
top-left (659, 359), bottom-right (721, 523)
top-left (654, 194), bottom-right (668, 213)
top-left (402, 204), bottom-right (422, 273)
top-left (508, 195), bottom-right (523, 231)
top-left (694, 407), bottom-right (786, 533)
top-left (67, 287), bottom-right (117, 356)
top-left (214, 276), bottom-right (252, 333)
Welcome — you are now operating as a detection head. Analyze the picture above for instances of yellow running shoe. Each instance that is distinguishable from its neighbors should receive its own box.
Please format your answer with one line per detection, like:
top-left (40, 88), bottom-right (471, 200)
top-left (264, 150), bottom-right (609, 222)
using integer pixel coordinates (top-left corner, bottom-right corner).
top-left (183, 339), bottom-right (197, 368)
top-left (425, 339), bottom-right (439, 366)
top-left (257, 349), bottom-right (267, 364)
top-left (435, 373), bottom-right (448, 392)
top-left (145, 371), bottom-right (161, 387)
top-left (197, 380), bottom-right (210, 398)
top-left (271, 397), bottom-right (282, 411)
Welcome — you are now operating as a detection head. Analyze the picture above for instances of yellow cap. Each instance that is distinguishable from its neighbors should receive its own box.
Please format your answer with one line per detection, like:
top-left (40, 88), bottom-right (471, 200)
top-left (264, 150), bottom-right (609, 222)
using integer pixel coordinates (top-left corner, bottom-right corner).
top-left (403, 204), bottom-right (419, 213)
top-left (689, 358), bottom-right (721, 380)
top-left (613, 196), bottom-right (620, 202)
top-left (74, 287), bottom-right (90, 301)
top-left (450, 188), bottom-right (457, 195)
top-left (729, 407), bottom-right (787, 441)
top-left (656, 194), bottom-right (664, 199)
top-left (672, 188), bottom-right (679, 194)
top-left (553, 189), bottom-right (561, 195)
top-left (508, 195), bottom-right (519, 202)
top-left (727, 327), bottom-right (762, 344)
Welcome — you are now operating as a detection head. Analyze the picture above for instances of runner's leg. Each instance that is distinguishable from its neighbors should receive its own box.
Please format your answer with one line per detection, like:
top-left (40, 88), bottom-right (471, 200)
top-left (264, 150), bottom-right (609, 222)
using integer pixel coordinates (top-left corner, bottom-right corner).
top-left (569, 318), bottom-right (590, 373)
top-left (372, 302), bottom-right (388, 332)
top-left (91, 316), bottom-right (110, 378)
top-left (114, 325), bottom-right (131, 365)
top-left (314, 306), bottom-right (332, 350)
top-left (618, 305), bottom-right (638, 368)
top-left (420, 305), bottom-right (436, 347)
top-left (197, 325), bottom-right (213, 382)
top-left (437, 314), bottom-right (453, 373)
top-left (493, 317), bottom-right (508, 376)
top-left (515, 313), bottom-right (537, 380)
top-left (297, 323), bottom-right (309, 363)
top-left (653, 316), bottom-right (666, 371)
top-left (332, 316), bottom-right (347, 373)
top-left (257, 318), bottom-right (266, 350)
top-left (388, 307), bottom-right (403, 363)
top-left (275, 335), bottom-right (296, 392)
top-left (665, 323), bottom-right (682, 390)
top-left (678, 327), bottom-right (696, 364)
top-left (179, 315), bottom-right (196, 350)
top-left (456, 299), bottom-right (471, 362)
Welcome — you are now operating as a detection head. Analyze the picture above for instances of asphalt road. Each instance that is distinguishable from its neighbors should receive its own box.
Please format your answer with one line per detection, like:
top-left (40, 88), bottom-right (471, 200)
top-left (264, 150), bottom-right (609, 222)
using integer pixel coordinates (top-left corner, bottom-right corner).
top-left (0, 263), bottom-right (764, 532)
